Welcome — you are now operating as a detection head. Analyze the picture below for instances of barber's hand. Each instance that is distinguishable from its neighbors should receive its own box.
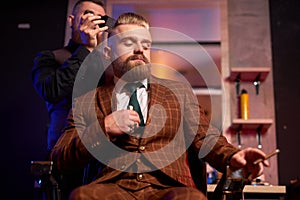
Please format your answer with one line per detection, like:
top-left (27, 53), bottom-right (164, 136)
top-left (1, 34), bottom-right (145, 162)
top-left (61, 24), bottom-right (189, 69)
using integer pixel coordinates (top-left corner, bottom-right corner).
top-left (229, 147), bottom-right (270, 181)
top-left (104, 110), bottom-right (141, 137)
top-left (79, 12), bottom-right (108, 51)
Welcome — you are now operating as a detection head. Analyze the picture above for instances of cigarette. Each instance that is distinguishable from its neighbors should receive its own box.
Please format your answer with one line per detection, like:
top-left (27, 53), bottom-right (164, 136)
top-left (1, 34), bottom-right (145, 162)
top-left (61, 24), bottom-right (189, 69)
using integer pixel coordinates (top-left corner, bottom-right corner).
top-left (129, 105), bottom-right (133, 110)
top-left (253, 149), bottom-right (280, 165)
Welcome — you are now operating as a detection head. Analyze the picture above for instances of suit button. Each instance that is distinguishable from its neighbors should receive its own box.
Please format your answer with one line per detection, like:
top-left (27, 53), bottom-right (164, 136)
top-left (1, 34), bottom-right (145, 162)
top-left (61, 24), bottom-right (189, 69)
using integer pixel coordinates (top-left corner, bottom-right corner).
top-left (137, 174), bottom-right (143, 180)
top-left (139, 146), bottom-right (145, 151)
top-left (120, 164), bottom-right (126, 170)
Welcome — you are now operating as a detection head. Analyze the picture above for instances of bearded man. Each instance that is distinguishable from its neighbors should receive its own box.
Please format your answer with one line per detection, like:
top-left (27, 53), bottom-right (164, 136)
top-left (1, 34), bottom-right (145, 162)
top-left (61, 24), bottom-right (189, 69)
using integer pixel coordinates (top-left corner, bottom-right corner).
top-left (50, 12), bottom-right (269, 200)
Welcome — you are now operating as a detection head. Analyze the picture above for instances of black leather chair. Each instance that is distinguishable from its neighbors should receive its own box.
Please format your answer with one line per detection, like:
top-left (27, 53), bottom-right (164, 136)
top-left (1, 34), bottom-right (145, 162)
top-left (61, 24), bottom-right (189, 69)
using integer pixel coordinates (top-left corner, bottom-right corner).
top-left (31, 161), bottom-right (60, 200)
top-left (31, 160), bottom-right (91, 200)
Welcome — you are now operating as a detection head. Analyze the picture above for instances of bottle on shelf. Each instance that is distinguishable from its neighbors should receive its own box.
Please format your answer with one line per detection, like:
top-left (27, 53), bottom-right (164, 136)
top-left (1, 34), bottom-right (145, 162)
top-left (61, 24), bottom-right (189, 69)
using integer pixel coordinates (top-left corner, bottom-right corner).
top-left (240, 89), bottom-right (249, 120)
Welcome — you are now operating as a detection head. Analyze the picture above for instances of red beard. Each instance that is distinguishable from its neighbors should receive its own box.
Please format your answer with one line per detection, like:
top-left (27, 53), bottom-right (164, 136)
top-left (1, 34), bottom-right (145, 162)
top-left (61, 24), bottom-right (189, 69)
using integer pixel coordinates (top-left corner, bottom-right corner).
top-left (112, 54), bottom-right (151, 82)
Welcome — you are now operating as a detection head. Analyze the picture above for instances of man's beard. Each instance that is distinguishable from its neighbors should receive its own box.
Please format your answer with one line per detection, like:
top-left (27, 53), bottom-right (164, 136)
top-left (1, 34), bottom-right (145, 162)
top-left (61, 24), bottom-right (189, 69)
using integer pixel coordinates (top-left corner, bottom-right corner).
top-left (112, 54), bottom-right (151, 82)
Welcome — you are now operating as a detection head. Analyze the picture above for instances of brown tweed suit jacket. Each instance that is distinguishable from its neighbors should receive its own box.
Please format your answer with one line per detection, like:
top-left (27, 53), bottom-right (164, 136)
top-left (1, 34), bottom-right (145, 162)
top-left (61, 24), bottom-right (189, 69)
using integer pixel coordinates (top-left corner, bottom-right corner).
top-left (50, 75), bottom-right (239, 189)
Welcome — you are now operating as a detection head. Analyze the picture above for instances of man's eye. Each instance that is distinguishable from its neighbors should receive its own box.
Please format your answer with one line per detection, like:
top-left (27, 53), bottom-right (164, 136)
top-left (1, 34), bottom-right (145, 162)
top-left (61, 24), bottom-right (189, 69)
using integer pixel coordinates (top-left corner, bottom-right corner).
top-left (123, 40), bottom-right (133, 46)
top-left (142, 42), bottom-right (151, 49)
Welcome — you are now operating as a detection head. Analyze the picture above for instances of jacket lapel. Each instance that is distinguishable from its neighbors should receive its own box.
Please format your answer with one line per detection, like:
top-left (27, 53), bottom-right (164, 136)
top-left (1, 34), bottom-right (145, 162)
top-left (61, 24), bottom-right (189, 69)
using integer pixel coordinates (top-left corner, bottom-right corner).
top-left (95, 84), bottom-right (115, 117)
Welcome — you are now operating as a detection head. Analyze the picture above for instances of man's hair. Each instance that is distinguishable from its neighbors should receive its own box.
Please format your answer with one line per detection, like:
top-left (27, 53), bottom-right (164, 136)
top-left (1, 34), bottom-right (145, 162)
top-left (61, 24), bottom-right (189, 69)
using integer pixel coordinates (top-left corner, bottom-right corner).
top-left (72, 0), bottom-right (105, 14)
top-left (114, 12), bottom-right (150, 30)
top-left (107, 12), bottom-right (150, 38)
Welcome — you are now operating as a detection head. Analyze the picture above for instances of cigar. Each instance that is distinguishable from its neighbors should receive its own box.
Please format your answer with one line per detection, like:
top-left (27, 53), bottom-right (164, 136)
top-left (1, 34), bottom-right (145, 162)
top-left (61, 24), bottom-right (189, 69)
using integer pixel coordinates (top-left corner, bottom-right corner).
top-left (253, 149), bottom-right (280, 165)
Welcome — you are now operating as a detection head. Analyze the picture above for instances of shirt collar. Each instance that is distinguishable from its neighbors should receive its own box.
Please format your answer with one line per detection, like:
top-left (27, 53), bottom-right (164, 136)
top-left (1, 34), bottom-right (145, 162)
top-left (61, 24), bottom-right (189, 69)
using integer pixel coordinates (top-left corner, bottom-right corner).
top-left (114, 76), bottom-right (148, 93)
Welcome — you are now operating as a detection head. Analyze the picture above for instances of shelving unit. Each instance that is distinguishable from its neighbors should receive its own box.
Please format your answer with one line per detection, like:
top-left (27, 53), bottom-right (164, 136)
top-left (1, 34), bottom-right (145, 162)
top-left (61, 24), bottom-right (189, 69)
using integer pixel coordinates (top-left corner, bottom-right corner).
top-left (228, 67), bottom-right (271, 95)
top-left (228, 67), bottom-right (270, 82)
top-left (228, 67), bottom-right (272, 131)
top-left (220, 0), bottom-right (278, 186)
top-left (230, 118), bottom-right (273, 133)
top-left (227, 67), bottom-right (273, 149)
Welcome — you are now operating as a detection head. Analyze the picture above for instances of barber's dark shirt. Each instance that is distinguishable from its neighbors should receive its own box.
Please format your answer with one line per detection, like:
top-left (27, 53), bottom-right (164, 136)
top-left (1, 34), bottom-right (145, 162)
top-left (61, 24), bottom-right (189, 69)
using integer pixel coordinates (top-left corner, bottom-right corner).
top-left (31, 40), bottom-right (91, 151)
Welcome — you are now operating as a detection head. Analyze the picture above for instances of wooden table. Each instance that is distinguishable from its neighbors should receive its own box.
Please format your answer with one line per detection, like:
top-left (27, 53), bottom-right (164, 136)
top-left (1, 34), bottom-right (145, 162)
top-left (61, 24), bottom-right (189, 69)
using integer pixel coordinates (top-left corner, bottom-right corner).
top-left (207, 184), bottom-right (286, 199)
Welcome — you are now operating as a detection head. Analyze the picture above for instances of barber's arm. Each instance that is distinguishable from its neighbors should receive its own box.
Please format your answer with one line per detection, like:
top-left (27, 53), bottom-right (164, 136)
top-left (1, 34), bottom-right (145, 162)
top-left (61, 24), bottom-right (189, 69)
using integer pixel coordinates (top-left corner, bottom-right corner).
top-left (31, 45), bottom-right (90, 103)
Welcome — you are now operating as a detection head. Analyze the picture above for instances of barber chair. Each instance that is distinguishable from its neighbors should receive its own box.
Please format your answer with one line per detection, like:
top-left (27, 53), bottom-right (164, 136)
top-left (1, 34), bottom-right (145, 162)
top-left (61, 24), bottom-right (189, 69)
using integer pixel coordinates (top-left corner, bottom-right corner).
top-left (31, 154), bottom-right (245, 200)
top-left (30, 160), bottom-right (101, 200)
top-left (31, 161), bottom-right (60, 200)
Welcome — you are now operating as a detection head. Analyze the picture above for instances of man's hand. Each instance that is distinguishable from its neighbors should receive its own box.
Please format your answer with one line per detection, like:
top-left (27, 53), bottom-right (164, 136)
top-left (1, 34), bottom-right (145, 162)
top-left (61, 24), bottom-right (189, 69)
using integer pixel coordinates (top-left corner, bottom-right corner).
top-left (79, 12), bottom-right (108, 51)
top-left (229, 147), bottom-right (270, 181)
top-left (104, 110), bottom-right (141, 137)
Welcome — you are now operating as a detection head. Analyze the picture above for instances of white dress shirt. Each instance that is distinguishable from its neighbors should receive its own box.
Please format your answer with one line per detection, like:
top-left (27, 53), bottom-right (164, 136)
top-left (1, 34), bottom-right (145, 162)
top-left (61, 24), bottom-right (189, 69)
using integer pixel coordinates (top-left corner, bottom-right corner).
top-left (114, 78), bottom-right (148, 123)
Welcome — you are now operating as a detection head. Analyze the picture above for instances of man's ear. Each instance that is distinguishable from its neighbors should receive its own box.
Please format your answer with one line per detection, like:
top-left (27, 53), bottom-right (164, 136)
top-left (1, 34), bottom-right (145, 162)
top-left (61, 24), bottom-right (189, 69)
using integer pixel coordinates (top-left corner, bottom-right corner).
top-left (103, 46), bottom-right (112, 60)
top-left (68, 14), bottom-right (74, 28)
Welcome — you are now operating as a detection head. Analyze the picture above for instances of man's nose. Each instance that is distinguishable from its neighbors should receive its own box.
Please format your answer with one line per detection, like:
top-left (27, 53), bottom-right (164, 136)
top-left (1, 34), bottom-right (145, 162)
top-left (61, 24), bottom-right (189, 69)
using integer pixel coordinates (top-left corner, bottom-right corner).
top-left (133, 43), bottom-right (144, 53)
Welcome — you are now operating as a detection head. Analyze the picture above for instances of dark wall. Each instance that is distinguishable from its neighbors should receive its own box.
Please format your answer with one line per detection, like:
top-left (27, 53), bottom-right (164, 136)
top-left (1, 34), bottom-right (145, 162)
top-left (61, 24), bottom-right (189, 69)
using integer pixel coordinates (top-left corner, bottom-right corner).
top-left (269, 0), bottom-right (300, 186)
top-left (1, 0), bottom-right (68, 199)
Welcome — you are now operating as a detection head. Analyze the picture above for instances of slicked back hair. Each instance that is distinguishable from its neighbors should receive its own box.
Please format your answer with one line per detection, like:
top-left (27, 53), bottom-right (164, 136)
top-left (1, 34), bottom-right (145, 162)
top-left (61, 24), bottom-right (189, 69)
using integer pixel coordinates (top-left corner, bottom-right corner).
top-left (72, 0), bottom-right (105, 15)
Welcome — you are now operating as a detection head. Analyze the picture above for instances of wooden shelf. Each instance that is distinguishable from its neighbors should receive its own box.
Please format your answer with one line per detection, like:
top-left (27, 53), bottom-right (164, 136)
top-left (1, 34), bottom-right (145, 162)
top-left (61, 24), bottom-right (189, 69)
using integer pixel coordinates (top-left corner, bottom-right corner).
top-left (207, 184), bottom-right (286, 194)
top-left (230, 118), bottom-right (273, 133)
top-left (228, 67), bottom-right (270, 82)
